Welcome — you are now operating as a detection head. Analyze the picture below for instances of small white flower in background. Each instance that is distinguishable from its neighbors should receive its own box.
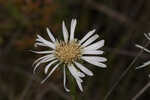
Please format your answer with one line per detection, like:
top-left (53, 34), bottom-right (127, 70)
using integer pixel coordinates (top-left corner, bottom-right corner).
top-left (135, 33), bottom-right (150, 70)
top-left (32, 19), bottom-right (107, 92)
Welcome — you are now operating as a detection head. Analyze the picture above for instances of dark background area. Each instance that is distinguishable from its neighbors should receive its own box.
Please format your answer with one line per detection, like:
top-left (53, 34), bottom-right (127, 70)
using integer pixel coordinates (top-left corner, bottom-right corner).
top-left (0, 0), bottom-right (150, 100)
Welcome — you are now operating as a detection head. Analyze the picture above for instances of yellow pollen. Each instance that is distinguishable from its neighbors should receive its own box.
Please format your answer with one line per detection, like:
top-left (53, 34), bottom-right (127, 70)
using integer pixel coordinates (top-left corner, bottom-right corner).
top-left (55, 41), bottom-right (81, 64)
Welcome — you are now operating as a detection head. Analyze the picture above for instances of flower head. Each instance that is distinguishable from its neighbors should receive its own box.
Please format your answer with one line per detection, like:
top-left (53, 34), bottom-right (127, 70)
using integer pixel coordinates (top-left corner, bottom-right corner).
top-left (136, 33), bottom-right (150, 69)
top-left (33, 19), bottom-right (107, 92)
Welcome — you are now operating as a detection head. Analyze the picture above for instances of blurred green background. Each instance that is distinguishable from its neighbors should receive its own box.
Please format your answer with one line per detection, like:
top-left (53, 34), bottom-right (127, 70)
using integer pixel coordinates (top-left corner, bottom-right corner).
top-left (0, 0), bottom-right (150, 100)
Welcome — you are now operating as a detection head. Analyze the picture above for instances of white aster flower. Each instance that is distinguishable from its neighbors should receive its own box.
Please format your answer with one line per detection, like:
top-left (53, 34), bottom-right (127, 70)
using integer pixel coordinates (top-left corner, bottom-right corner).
top-left (32, 19), bottom-right (107, 92)
top-left (136, 33), bottom-right (150, 69)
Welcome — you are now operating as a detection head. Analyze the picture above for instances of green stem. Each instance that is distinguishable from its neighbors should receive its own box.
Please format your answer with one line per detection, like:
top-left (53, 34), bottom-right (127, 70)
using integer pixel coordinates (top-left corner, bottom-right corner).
top-left (67, 70), bottom-right (78, 100)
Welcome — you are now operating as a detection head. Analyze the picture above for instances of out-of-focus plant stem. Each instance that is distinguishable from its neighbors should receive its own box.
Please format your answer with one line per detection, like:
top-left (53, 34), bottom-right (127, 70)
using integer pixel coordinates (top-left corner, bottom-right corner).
top-left (67, 70), bottom-right (78, 100)
top-left (132, 80), bottom-right (150, 100)
top-left (103, 41), bottom-right (150, 100)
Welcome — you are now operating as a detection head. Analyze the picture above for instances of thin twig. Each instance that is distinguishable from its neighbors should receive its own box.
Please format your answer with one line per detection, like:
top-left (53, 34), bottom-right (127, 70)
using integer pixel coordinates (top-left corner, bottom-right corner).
top-left (0, 65), bottom-right (71, 100)
top-left (18, 77), bottom-right (33, 100)
top-left (132, 80), bottom-right (150, 100)
top-left (104, 47), bottom-right (149, 58)
top-left (103, 41), bottom-right (150, 100)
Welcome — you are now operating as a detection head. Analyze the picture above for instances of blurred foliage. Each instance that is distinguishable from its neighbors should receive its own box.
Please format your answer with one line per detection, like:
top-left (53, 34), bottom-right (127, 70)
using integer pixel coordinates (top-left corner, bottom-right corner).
top-left (0, 0), bottom-right (150, 100)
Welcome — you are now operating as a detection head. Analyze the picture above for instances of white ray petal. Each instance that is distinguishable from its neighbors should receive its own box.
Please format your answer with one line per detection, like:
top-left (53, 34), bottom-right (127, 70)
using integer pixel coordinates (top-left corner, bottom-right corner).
top-left (42, 57), bottom-right (56, 63)
top-left (81, 56), bottom-right (107, 62)
top-left (144, 33), bottom-right (150, 41)
top-left (77, 71), bottom-right (85, 78)
top-left (63, 67), bottom-right (70, 92)
top-left (33, 56), bottom-right (55, 74)
top-left (41, 63), bottom-right (61, 84)
top-left (70, 64), bottom-right (85, 78)
top-left (34, 55), bottom-right (54, 66)
top-left (68, 65), bottom-right (83, 82)
top-left (76, 79), bottom-right (83, 92)
top-left (31, 50), bottom-right (54, 54)
top-left (37, 35), bottom-right (55, 49)
top-left (71, 65), bottom-right (85, 77)
top-left (83, 40), bottom-right (104, 51)
top-left (36, 38), bottom-right (55, 49)
top-left (81, 34), bottom-right (99, 47)
top-left (136, 61), bottom-right (150, 69)
top-left (82, 50), bottom-right (104, 55)
top-left (81, 57), bottom-right (107, 68)
top-left (45, 60), bottom-right (58, 74)
top-left (135, 44), bottom-right (150, 53)
top-left (33, 54), bottom-right (54, 66)
top-left (46, 28), bottom-right (56, 42)
top-left (62, 21), bottom-right (69, 43)
top-left (74, 61), bottom-right (93, 76)
top-left (70, 19), bottom-right (77, 41)
top-left (79, 29), bottom-right (96, 44)
top-left (34, 42), bottom-right (47, 47)
top-left (68, 65), bottom-right (84, 91)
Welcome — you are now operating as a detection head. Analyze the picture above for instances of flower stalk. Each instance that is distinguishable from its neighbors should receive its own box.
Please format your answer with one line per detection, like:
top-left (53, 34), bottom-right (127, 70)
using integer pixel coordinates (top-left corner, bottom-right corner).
top-left (68, 70), bottom-right (78, 100)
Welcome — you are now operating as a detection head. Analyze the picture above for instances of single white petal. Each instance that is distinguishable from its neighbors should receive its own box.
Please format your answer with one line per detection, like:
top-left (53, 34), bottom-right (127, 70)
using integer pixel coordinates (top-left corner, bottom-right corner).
top-left (68, 65), bottom-right (83, 82)
top-left (44, 60), bottom-right (58, 74)
top-left (135, 44), bottom-right (150, 53)
top-left (33, 54), bottom-right (54, 66)
top-left (144, 33), bottom-right (150, 41)
top-left (76, 78), bottom-right (83, 92)
top-left (42, 57), bottom-right (56, 63)
top-left (81, 57), bottom-right (107, 68)
top-left (71, 64), bottom-right (85, 77)
top-left (37, 35), bottom-right (55, 49)
top-left (41, 63), bottom-right (61, 84)
top-left (62, 21), bottom-right (69, 43)
top-left (68, 65), bottom-right (84, 91)
top-left (77, 71), bottom-right (85, 78)
top-left (81, 34), bottom-right (99, 47)
top-left (83, 40), bottom-right (104, 51)
top-left (71, 65), bottom-right (85, 78)
top-left (33, 55), bottom-right (55, 74)
top-left (81, 56), bottom-right (107, 62)
top-left (46, 28), bottom-right (56, 42)
top-left (31, 50), bottom-right (54, 54)
top-left (70, 19), bottom-right (77, 41)
top-left (136, 61), bottom-right (150, 69)
top-left (82, 50), bottom-right (104, 55)
top-left (33, 56), bottom-right (47, 67)
top-left (36, 38), bottom-right (55, 49)
top-left (74, 61), bottom-right (93, 76)
top-left (34, 42), bottom-right (47, 47)
top-left (79, 29), bottom-right (96, 44)
top-left (63, 67), bottom-right (70, 92)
